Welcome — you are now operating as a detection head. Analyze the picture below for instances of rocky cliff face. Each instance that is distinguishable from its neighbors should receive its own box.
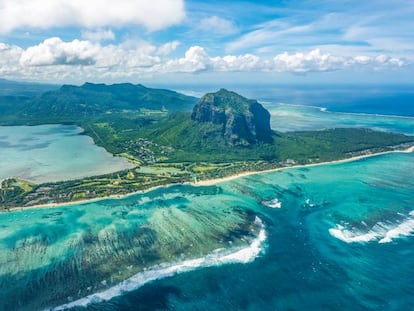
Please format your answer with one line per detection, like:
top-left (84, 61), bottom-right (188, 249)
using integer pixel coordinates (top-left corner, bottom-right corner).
top-left (191, 89), bottom-right (273, 145)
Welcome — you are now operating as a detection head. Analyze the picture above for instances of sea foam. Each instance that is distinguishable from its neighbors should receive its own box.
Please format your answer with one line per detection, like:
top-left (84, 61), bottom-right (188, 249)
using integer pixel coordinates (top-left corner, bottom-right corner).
top-left (262, 198), bottom-right (282, 209)
top-left (49, 217), bottom-right (266, 311)
top-left (329, 211), bottom-right (414, 244)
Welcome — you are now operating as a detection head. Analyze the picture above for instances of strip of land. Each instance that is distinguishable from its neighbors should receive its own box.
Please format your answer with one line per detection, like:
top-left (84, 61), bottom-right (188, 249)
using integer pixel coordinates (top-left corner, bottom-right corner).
top-left (195, 145), bottom-right (414, 186)
top-left (5, 184), bottom-right (172, 212)
top-left (5, 145), bottom-right (413, 212)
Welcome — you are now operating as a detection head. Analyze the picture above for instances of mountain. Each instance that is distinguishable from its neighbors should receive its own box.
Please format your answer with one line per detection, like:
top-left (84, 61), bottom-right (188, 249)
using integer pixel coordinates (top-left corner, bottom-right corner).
top-left (0, 79), bottom-right (58, 97)
top-left (23, 82), bottom-right (198, 120)
top-left (0, 79), bottom-right (59, 122)
top-left (80, 83), bottom-right (197, 112)
top-left (191, 89), bottom-right (273, 145)
top-left (135, 89), bottom-right (277, 162)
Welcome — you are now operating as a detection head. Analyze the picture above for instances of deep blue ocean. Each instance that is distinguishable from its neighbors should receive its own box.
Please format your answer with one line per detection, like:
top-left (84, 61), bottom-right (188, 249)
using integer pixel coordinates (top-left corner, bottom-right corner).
top-left (172, 84), bottom-right (414, 117)
top-left (1, 84), bottom-right (414, 311)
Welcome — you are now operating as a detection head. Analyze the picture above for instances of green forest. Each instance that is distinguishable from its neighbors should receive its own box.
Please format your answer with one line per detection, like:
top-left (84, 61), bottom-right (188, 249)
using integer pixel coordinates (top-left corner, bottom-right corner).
top-left (1, 80), bottom-right (414, 209)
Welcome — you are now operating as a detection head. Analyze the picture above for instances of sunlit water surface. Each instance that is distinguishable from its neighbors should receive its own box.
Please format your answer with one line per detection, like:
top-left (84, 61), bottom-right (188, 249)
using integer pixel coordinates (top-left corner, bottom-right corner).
top-left (0, 125), bottom-right (133, 183)
top-left (1, 86), bottom-right (414, 310)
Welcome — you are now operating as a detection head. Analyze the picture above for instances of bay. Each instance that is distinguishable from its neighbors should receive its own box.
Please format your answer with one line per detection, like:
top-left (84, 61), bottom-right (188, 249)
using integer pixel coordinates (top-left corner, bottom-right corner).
top-left (0, 124), bottom-right (133, 183)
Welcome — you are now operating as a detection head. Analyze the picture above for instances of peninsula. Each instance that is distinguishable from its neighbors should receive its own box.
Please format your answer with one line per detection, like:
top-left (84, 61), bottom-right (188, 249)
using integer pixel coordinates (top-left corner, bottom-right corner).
top-left (1, 82), bottom-right (414, 210)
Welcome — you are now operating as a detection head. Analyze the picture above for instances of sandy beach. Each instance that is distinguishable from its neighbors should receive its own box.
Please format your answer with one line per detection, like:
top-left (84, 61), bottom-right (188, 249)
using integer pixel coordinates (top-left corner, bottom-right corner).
top-left (194, 145), bottom-right (414, 186)
top-left (4, 145), bottom-right (414, 212)
top-left (6, 184), bottom-right (173, 212)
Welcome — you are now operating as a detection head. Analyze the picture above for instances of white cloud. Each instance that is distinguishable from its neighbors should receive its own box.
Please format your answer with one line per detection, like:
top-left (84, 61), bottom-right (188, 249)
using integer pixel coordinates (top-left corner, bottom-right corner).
top-left (352, 55), bottom-right (371, 65)
top-left (224, 3), bottom-right (414, 60)
top-left (271, 49), bottom-right (406, 73)
top-left (0, 43), bottom-right (24, 77)
top-left (350, 54), bottom-right (405, 69)
top-left (0, 38), bottom-right (408, 82)
top-left (198, 16), bottom-right (238, 36)
top-left (95, 44), bottom-right (161, 69)
top-left (0, 43), bottom-right (23, 62)
top-left (212, 54), bottom-right (261, 71)
top-left (164, 46), bottom-right (211, 72)
top-left (0, 0), bottom-right (185, 34)
top-left (156, 41), bottom-right (180, 56)
top-left (81, 29), bottom-right (115, 42)
top-left (273, 49), bottom-right (346, 73)
top-left (225, 18), bottom-right (316, 54)
top-left (20, 37), bottom-right (99, 66)
top-left (163, 47), bottom-right (406, 75)
top-left (18, 37), bottom-right (169, 69)
top-left (164, 47), bottom-right (262, 73)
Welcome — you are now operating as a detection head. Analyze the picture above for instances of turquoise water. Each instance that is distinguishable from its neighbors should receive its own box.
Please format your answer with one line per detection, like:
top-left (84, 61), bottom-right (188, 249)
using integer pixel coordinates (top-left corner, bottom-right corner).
top-left (265, 103), bottom-right (414, 134)
top-left (97, 152), bottom-right (414, 311)
top-left (1, 86), bottom-right (414, 310)
top-left (0, 125), bottom-right (133, 183)
top-left (1, 151), bottom-right (413, 310)
top-left (0, 185), bottom-right (265, 310)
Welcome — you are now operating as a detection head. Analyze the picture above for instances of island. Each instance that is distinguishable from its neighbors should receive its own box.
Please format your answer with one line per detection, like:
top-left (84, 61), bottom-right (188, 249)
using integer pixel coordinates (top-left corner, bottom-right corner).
top-left (1, 82), bottom-right (414, 210)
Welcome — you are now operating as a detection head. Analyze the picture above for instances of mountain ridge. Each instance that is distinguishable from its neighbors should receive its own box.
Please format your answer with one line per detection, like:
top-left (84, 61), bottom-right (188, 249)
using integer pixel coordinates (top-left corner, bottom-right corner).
top-left (24, 82), bottom-right (198, 119)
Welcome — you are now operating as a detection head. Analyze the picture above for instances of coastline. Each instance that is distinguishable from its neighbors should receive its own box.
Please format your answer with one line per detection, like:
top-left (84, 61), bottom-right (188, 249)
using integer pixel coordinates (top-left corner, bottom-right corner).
top-left (5, 145), bottom-right (414, 212)
top-left (194, 145), bottom-right (414, 186)
top-left (5, 184), bottom-right (178, 212)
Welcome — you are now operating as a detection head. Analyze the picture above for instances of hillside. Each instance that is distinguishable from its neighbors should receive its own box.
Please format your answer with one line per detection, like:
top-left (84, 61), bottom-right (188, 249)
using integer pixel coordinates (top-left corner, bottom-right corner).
top-left (0, 79), bottom-right (59, 122)
top-left (2, 86), bottom-right (414, 208)
top-left (0, 82), bottom-right (198, 125)
top-left (0, 79), bottom-right (58, 97)
top-left (23, 82), bottom-right (197, 119)
top-left (1, 82), bottom-right (413, 166)
top-left (84, 89), bottom-right (278, 162)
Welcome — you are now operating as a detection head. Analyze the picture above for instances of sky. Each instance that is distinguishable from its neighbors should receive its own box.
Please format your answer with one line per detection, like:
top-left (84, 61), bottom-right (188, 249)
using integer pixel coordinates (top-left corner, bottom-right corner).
top-left (0, 0), bottom-right (413, 85)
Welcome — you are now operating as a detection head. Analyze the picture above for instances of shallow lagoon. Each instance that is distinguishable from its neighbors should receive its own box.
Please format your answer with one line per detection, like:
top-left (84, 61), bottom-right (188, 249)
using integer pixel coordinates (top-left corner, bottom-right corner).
top-left (1, 151), bottom-right (413, 310)
top-left (1, 87), bottom-right (414, 310)
top-left (0, 124), bottom-right (133, 183)
top-left (265, 103), bottom-right (414, 134)
top-left (0, 184), bottom-right (265, 310)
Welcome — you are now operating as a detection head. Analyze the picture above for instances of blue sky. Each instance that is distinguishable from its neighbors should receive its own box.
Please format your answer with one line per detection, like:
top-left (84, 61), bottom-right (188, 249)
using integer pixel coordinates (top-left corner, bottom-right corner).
top-left (0, 0), bottom-right (413, 84)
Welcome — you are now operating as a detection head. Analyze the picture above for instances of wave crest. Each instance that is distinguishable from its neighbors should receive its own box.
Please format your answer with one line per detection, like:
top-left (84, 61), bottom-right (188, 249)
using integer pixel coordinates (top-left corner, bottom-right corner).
top-left (329, 211), bottom-right (414, 244)
top-left (50, 217), bottom-right (267, 310)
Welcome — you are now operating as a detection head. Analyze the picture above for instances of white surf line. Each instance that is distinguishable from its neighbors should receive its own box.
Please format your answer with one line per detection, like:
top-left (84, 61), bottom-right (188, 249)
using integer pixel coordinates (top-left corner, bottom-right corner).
top-left (49, 217), bottom-right (267, 311)
top-left (329, 211), bottom-right (414, 244)
top-left (268, 102), bottom-right (414, 120)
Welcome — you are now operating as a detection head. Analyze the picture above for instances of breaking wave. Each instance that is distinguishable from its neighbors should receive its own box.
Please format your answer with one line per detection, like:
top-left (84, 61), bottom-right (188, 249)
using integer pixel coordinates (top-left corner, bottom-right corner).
top-left (50, 217), bottom-right (267, 310)
top-left (262, 198), bottom-right (282, 209)
top-left (329, 211), bottom-right (414, 244)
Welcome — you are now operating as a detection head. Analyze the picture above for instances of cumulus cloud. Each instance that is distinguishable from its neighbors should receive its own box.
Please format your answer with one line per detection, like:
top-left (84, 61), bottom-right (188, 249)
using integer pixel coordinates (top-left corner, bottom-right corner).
top-left (0, 43), bottom-right (24, 77)
top-left (0, 0), bottom-right (185, 34)
top-left (212, 54), bottom-right (261, 71)
top-left (162, 47), bottom-right (405, 74)
top-left (351, 54), bottom-right (404, 68)
top-left (156, 41), bottom-right (180, 56)
top-left (18, 37), bottom-right (168, 70)
top-left (0, 38), bottom-right (407, 82)
top-left (271, 49), bottom-right (406, 73)
top-left (164, 46), bottom-right (211, 72)
top-left (164, 47), bottom-right (261, 73)
top-left (273, 49), bottom-right (345, 73)
top-left (20, 37), bottom-right (99, 66)
top-left (95, 44), bottom-right (161, 69)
